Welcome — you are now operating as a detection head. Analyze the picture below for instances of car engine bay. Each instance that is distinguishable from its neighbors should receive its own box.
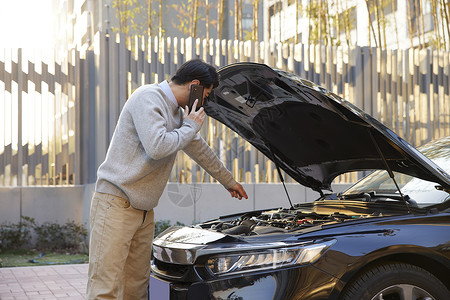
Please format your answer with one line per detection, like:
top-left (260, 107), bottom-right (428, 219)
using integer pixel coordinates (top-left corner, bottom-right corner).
top-left (199, 207), bottom-right (369, 236)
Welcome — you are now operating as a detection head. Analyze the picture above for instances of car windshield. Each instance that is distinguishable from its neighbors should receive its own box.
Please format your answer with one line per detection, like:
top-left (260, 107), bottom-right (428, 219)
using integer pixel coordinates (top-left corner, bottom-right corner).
top-left (343, 137), bottom-right (450, 206)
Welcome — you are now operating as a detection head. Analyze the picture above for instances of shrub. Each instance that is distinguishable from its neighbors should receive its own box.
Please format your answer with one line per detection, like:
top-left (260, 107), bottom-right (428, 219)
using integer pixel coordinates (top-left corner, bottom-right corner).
top-left (1, 218), bottom-right (182, 254)
top-left (0, 217), bottom-right (35, 252)
top-left (34, 221), bottom-right (88, 253)
top-left (0, 217), bottom-right (87, 254)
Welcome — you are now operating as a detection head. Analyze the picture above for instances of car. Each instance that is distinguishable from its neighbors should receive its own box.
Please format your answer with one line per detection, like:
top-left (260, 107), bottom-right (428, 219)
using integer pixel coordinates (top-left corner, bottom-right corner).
top-left (149, 62), bottom-right (450, 300)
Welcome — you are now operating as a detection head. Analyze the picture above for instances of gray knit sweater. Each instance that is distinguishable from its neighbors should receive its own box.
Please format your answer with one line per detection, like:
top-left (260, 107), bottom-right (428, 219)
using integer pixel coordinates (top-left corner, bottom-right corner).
top-left (95, 83), bottom-right (237, 210)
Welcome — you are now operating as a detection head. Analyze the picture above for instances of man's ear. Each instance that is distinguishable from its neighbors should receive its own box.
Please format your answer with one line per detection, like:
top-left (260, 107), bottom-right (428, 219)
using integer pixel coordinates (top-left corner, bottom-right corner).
top-left (190, 79), bottom-right (200, 86)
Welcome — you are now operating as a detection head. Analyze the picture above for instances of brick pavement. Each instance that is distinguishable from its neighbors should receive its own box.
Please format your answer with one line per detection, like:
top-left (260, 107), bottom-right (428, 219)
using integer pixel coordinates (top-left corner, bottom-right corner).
top-left (0, 264), bottom-right (88, 300)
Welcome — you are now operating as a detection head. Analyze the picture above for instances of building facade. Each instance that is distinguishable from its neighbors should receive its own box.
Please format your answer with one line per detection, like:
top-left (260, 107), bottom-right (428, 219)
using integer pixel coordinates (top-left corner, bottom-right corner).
top-left (265, 0), bottom-right (444, 50)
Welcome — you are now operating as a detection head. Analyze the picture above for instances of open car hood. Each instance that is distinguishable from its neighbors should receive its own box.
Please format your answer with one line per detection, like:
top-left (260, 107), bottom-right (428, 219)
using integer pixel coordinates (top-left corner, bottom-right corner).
top-left (204, 63), bottom-right (450, 193)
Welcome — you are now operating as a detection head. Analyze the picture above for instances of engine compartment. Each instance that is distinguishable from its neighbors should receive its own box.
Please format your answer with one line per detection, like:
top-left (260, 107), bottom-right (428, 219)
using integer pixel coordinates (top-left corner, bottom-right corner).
top-left (199, 207), bottom-right (370, 236)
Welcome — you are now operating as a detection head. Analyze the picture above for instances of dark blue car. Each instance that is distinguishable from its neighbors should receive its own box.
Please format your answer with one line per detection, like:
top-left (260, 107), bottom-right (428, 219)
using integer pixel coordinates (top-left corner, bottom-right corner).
top-left (150, 63), bottom-right (450, 300)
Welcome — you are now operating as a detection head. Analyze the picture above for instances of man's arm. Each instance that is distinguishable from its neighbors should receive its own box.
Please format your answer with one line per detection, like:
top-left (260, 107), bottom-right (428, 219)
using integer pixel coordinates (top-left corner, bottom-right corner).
top-left (129, 89), bottom-right (201, 161)
top-left (183, 133), bottom-right (248, 200)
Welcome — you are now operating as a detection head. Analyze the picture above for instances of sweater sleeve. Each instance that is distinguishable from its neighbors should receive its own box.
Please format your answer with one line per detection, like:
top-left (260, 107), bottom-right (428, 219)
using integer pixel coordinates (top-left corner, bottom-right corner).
top-left (129, 89), bottom-right (201, 161)
top-left (183, 133), bottom-right (237, 189)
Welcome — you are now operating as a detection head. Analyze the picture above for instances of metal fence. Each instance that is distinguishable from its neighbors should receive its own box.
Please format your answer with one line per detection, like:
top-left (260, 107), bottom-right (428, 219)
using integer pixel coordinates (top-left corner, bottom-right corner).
top-left (1, 32), bottom-right (449, 187)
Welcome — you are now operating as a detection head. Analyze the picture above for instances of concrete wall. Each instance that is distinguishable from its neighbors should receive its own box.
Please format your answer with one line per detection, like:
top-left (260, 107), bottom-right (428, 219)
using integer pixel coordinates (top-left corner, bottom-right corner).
top-left (0, 186), bottom-right (84, 225)
top-left (0, 183), bottom-right (352, 232)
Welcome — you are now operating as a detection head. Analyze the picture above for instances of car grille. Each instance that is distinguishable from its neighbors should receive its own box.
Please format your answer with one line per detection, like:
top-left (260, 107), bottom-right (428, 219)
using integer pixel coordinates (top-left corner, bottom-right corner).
top-left (152, 258), bottom-right (190, 280)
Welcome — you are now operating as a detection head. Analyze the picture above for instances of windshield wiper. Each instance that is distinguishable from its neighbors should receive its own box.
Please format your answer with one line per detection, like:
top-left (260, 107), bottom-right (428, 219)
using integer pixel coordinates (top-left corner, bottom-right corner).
top-left (339, 192), bottom-right (372, 202)
top-left (369, 192), bottom-right (417, 207)
top-left (368, 130), bottom-right (411, 213)
top-left (339, 191), bottom-right (418, 208)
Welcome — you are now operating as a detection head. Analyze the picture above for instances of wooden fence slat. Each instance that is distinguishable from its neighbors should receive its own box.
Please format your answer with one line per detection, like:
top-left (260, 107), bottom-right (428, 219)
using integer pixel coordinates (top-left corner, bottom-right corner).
top-left (94, 33), bottom-right (109, 178)
top-left (117, 34), bottom-right (127, 110)
top-left (443, 52), bottom-right (449, 136)
top-left (405, 49), bottom-right (412, 143)
top-left (413, 49), bottom-right (420, 144)
top-left (17, 49), bottom-right (23, 185)
top-left (385, 49), bottom-right (392, 129)
top-left (353, 46), bottom-right (363, 110)
top-left (400, 49), bottom-right (406, 140)
top-left (74, 49), bottom-right (81, 185)
top-left (0, 49), bottom-right (5, 185)
top-left (108, 33), bottom-right (119, 140)
top-left (362, 48), bottom-right (371, 114)
top-left (391, 50), bottom-right (398, 135)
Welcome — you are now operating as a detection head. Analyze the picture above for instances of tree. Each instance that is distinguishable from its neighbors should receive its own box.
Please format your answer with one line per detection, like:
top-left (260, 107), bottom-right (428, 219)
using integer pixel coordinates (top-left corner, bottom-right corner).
top-left (201, 0), bottom-right (215, 42)
top-left (190, 0), bottom-right (199, 37)
top-left (336, 0), bottom-right (343, 46)
top-left (217, 0), bottom-right (225, 39)
top-left (442, 0), bottom-right (450, 46)
top-left (430, 0), bottom-right (450, 50)
top-left (147, 0), bottom-right (159, 36)
top-left (158, 0), bottom-right (164, 39)
top-left (341, 1), bottom-right (354, 47)
top-left (171, 0), bottom-right (199, 37)
top-left (148, 0), bottom-right (152, 36)
top-left (307, 0), bottom-right (316, 45)
top-left (439, 0), bottom-right (449, 49)
top-left (413, 0), bottom-right (422, 48)
top-left (252, 0), bottom-right (261, 41)
top-left (364, 0), bottom-right (394, 50)
top-left (373, 0), bottom-right (384, 49)
top-left (391, 0), bottom-right (400, 49)
top-left (406, 0), bottom-right (414, 47)
top-left (234, 0), bottom-right (242, 40)
top-left (112, 0), bottom-right (142, 47)
top-left (431, 0), bottom-right (442, 49)
top-left (295, 0), bottom-right (300, 44)
top-left (112, 0), bottom-right (142, 36)
top-left (378, 0), bottom-right (387, 50)
top-left (306, 0), bottom-right (336, 46)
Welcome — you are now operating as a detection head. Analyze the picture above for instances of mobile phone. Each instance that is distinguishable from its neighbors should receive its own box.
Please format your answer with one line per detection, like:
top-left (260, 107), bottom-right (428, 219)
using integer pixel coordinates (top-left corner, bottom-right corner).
top-left (188, 84), bottom-right (204, 112)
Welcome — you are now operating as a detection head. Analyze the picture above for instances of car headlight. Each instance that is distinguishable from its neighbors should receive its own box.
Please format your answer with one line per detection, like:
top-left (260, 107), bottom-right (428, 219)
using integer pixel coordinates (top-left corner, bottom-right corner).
top-left (206, 239), bottom-right (335, 276)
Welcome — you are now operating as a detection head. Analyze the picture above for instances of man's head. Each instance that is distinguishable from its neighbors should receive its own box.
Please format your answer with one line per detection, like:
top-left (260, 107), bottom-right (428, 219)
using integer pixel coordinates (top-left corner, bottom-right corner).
top-left (170, 59), bottom-right (219, 108)
top-left (171, 59), bottom-right (220, 89)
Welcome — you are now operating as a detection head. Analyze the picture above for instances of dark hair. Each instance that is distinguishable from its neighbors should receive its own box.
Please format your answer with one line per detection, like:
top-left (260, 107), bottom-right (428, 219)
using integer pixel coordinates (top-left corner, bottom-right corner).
top-left (171, 59), bottom-right (220, 88)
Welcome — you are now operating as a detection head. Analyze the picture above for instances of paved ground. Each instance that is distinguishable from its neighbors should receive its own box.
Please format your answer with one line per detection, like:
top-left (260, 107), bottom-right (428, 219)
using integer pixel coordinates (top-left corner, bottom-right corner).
top-left (0, 264), bottom-right (88, 300)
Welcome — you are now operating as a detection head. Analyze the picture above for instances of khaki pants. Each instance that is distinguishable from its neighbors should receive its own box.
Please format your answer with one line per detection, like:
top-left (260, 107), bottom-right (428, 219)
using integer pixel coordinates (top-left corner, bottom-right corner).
top-left (86, 192), bottom-right (155, 300)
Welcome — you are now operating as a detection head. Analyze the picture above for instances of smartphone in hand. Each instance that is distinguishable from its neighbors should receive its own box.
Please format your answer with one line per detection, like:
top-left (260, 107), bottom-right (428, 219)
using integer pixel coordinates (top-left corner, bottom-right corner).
top-left (188, 84), bottom-right (204, 112)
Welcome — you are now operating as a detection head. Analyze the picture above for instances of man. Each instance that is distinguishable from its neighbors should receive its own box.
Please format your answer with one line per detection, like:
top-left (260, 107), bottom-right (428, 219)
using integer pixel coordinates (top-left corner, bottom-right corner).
top-left (87, 59), bottom-right (248, 299)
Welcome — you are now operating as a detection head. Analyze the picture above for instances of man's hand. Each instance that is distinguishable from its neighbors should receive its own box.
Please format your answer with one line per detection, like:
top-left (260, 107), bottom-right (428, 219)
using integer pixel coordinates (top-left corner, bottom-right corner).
top-left (184, 99), bottom-right (206, 126)
top-left (227, 182), bottom-right (248, 200)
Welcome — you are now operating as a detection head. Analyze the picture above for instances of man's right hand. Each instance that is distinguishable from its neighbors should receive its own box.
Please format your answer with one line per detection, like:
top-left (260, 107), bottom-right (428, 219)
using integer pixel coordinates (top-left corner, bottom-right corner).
top-left (184, 99), bottom-right (206, 126)
top-left (227, 182), bottom-right (248, 200)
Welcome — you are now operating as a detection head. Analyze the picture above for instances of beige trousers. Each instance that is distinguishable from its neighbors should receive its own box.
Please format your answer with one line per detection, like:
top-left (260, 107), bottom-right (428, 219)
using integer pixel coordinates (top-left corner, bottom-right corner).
top-left (86, 192), bottom-right (155, 300)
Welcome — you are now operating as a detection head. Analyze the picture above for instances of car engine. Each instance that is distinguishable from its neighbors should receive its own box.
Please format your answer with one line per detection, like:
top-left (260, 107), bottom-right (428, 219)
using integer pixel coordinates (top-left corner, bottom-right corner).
top-left (199, 208), bottom-right (367, 236)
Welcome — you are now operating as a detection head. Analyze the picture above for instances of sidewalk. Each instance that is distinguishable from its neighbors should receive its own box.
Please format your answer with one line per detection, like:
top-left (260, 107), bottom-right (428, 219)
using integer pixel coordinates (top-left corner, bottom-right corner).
top-left (0, 264), bottom-right (88, 300)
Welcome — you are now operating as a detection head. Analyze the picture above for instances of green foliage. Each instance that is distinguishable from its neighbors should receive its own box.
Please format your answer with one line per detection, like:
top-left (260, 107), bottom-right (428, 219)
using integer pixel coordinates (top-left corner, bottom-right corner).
top-left (154, 220), bottom-right (184, 237)
top-left (170, 1), bottom-right (200, 37)
top-left (243, 29), bottom-right (253, 41)
top-left (34, 221), bottom-right (88, 253)
top-left (112, 0), bottom-right (144, 36)
top-left (0, 217), bottom-right (87, 254)
top-left (0, 216), bottom-right (35, 251)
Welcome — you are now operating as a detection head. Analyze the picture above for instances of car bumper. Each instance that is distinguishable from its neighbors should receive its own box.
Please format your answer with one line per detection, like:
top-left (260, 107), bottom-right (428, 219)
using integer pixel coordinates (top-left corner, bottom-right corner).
top-left (149, 265), bottom-right (340, 300)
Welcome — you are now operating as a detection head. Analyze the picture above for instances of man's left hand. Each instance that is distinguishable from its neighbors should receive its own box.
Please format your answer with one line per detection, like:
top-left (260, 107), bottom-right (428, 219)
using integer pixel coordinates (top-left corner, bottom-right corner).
top-left (227, 183), bottom-right (248, 200)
